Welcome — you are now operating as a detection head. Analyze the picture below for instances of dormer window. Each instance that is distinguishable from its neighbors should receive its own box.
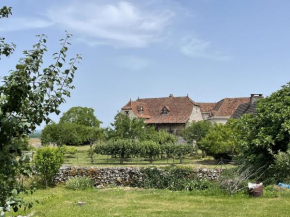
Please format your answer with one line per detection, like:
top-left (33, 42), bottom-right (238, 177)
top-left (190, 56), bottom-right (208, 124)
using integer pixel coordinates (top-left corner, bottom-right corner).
top-left (137, 106), bottom-right (143, 115)
top-left (162, 106), bottom-right (170, 115)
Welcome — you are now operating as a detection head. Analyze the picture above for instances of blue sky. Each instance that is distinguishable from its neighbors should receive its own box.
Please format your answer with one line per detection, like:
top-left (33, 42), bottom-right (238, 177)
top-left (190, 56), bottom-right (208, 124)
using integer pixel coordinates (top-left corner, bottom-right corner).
top-left (1, 0), bottom-right (290, 128)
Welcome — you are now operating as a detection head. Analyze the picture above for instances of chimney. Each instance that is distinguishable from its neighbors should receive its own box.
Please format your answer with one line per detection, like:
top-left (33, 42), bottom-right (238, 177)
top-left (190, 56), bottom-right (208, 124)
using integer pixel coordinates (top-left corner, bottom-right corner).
top-left (169, 94), bottom-right (174, 98)
top-left (250, 94), bottom-right (263, 104)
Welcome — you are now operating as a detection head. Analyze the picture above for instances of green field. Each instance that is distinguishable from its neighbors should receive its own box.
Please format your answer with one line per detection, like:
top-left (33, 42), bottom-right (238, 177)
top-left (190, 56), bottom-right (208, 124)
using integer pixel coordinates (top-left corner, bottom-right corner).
top-left (63, 145), bottom-right (232, 169)
top-left (10, 186), bottom-right (290, 217)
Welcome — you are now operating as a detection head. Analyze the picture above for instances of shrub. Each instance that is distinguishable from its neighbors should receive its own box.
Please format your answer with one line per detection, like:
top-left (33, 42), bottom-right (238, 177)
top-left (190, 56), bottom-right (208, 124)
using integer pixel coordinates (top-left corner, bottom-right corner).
top-left (181, 121), bottom-right (212, 157)
top-left (34, 147), bottom-right (64, 187)
top-left (62, 145), bottom-right (77, 157)
top-left (271, 151), bottom-right (290, 183)
top-left (136, 166), bottom-right (212, 191)
top-left (65, 177), bottom-right (94, 190)
top-left (199, 123), bottom-right (239, 159)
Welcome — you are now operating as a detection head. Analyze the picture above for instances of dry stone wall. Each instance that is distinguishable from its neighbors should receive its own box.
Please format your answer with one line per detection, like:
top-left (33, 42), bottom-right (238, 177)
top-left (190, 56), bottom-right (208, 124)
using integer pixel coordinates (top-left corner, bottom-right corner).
top-left (55, 166), bottom-right (223, 187)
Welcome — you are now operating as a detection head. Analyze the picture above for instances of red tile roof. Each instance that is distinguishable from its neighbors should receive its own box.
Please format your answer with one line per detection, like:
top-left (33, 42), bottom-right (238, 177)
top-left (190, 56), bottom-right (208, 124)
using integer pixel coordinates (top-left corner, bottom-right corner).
top-left (121, 95), bottom-right (196, 124)
top-left (211, 98), bottom-right (250, 116)
top-left (197, 103), bottom-right (216, 113)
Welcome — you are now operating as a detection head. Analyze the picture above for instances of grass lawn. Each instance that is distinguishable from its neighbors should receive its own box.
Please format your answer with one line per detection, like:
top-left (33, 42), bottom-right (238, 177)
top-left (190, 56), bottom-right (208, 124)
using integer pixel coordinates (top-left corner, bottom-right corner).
top-left (10, 186), bottom-right (290, 217)
top-left (63, 145), bottom-right (233, 169)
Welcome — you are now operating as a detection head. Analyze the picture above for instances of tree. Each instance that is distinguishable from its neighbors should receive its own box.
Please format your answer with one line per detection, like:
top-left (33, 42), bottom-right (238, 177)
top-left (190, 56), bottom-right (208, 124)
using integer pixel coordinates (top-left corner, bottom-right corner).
top-left (139, 141), bottom-right (161, 164)
top-left (181, 121), bottom-right (211, 156)
top-left (107, 113), bottom-right (177, 144)
top-left (0, 5), bottom-right (81, 213)
top-left (143, 128), bottom-right (177, 145)
top-left (107, 113), bottom-right (147, 140)
top-left (238, 83), bottom-right (290, 169)
top-left (59, 106), bottom-right (101, 127)
top-left (199, 123), bottom-right (239, 159)
top-left (41, 107), bottom-right (103, 146)
top-left (0, 6), bottom-right (15, 59)
top-left (41, 123), bottom-right (62, 146)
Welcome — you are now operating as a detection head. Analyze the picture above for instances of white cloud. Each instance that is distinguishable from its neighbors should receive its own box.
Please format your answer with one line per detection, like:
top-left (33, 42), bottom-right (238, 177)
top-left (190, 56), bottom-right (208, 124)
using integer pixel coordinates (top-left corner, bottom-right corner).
top-left (47, 1), bottom-right (174, 48)
top-left (180, 36), bottom-right (231, 61)
top-left (117, 56), bottom-right (150, 70)
top-left (0, 17), bottom-right (53, 32)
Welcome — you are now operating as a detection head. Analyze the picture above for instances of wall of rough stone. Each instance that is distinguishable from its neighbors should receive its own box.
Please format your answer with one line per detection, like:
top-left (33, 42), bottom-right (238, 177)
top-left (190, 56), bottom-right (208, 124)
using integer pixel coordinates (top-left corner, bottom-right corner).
top-left (55, 166), bottom-right (223, 187)
top-left (187, 105), bottom-right (204, 126)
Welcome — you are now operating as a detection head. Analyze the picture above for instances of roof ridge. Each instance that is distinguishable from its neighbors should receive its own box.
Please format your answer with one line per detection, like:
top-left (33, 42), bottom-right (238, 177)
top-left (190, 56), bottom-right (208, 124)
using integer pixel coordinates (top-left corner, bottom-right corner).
top-left (137, 96), bottom-right (189, 100)
top-left (223, 97), bottom-right (249, 99)
top-left (196, 102), bottom-right (216, 104)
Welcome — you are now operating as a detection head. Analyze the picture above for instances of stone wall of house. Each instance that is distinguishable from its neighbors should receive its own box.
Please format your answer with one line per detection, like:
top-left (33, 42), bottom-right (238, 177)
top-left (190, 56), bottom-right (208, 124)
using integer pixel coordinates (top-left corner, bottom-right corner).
top-left (54, 166), bottom-right (223, 187)
top-left (187, 105), bottom-right (204, 126)
top-left (208, 116), bottom-right (230, 125)
top-left (120, 109), bottom-right (137, 119)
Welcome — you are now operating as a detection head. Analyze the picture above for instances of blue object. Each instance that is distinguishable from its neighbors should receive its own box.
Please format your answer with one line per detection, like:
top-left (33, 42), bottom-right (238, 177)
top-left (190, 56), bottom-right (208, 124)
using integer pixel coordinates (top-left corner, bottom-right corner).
top-left (278, 183), bottom-right (290, 189)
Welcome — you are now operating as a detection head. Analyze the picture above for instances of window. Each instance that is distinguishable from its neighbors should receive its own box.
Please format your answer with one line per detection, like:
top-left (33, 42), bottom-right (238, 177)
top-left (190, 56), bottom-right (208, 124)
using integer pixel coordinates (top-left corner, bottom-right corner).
top-left (162, 107), bottom-right (169, 115)
top-left (138, 106), bottom-right (143, 114)
top-left (125, 111), bottom-right (129, 115)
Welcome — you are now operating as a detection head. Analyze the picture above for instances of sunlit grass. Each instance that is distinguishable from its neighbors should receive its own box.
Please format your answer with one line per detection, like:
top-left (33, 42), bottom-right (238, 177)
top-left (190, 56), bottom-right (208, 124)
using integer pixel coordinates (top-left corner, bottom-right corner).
top-left (10, 186), bottom-right (290, 217)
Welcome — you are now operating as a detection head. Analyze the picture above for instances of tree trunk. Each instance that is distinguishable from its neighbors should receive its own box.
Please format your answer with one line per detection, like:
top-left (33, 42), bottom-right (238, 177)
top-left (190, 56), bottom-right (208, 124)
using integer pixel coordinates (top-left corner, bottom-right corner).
top-left (90, 141), bottom-right (94, 163)
top-left (179, 157), bottom-right (183, 164)
top-left (120, 158), bottom-right (124, 164)
top-left (149, 157), bottom-right (153, 165)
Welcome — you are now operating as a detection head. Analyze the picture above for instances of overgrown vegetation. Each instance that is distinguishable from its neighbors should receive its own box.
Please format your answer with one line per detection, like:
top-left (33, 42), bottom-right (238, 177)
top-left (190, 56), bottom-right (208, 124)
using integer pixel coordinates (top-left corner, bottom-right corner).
top-left (65, 177), bottom-right (94, 190)
top-left (135, 166), bottom-right (213, 191)
top-left (199, 123), bottom-right (240, 160)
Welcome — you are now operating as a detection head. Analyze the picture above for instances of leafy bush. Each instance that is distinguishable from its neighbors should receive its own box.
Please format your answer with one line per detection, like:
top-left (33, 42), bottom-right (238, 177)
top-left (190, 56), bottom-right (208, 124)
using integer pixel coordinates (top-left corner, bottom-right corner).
top-left (181, 121), bottom-right (212, 156)
top-left (235, 83), bottom-right (290, 172)
top-left (199, 123), bottom-right (239, 159)
top-left (62, 145), bottom-right (77, 157)
top-left (34, 147), bottom-right (64, 187)
top-left (271, 151), bottom-right (290, 183)
top-left (136, 166), bottom-right (212, 191)
top-left (65, 177), bottom-right (94, 190)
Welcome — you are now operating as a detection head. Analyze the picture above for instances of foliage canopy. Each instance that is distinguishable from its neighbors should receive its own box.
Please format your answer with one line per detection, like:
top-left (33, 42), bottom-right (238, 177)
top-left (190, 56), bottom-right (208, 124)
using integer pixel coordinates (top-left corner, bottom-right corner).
top-left (0, 4), bottom-right (80, 214)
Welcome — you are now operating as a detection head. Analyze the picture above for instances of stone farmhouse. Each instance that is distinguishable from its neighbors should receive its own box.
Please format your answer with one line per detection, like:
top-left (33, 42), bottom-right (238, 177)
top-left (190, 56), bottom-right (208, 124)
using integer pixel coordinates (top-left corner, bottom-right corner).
top-left (121, 94), bottom-right (262, 135)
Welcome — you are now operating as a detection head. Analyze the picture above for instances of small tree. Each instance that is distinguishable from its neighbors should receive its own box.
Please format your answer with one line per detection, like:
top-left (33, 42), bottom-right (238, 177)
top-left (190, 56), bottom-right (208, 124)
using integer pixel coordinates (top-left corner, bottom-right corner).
top-left (34, 147), bottom-right (64, 187)
top-left (174, 144), bottom-right (193, 164)
top-left (199, 123), bottom-right (239, 159)
top-left (107, 113), bottom-right (147, 140)
top-left (139, 141), bottom-right (161, 164)
top-left (181, 121), bottom-right (211, 157)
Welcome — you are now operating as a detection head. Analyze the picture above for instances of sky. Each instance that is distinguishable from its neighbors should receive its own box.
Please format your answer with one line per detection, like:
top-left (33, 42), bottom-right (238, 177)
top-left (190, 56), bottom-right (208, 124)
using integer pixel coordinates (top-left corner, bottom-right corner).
top-left (1, 0), bottom-right (290, 129)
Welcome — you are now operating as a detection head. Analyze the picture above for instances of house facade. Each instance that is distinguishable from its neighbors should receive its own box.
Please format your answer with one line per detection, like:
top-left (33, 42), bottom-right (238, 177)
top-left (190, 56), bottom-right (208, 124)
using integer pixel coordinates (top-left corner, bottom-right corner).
top-left (121, 94), bottom-right (203, 135)
top-left (121, 94), bottom-right (262, 134)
